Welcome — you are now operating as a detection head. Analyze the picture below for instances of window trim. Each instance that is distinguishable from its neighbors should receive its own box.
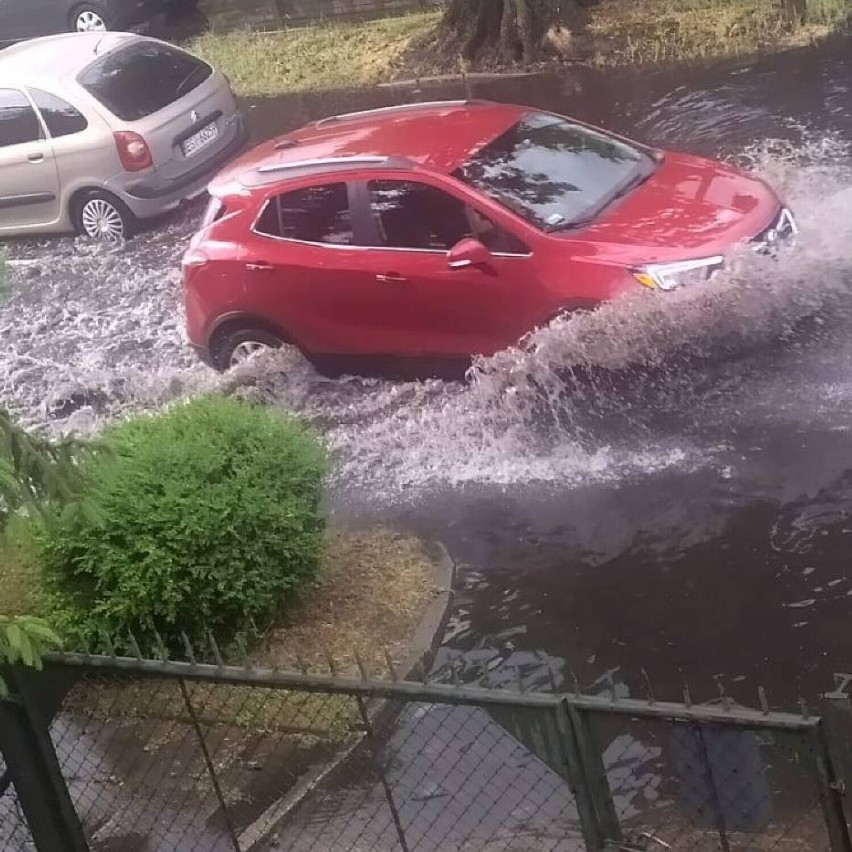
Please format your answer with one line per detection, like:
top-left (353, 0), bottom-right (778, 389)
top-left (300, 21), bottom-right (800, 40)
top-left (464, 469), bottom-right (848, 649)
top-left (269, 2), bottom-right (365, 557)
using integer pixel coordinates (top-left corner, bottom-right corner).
top-left (0, 86), bottom-right (44, 149)
top-left (25, 87), bottom-right (89, 140)
top-left (250, 180), bottom-right (360, 248)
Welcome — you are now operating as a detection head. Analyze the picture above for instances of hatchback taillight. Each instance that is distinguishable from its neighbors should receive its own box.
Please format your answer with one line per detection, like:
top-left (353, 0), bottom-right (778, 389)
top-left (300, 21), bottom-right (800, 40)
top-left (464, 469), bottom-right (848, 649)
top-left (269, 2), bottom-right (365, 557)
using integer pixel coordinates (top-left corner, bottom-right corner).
top-left (114, 131), bottom-right (153, 172)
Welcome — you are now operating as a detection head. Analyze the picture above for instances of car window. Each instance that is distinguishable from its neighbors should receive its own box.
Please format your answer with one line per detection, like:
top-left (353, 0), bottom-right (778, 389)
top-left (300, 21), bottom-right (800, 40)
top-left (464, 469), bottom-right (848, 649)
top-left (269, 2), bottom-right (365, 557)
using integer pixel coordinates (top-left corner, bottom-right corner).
top-left (0, 88), bottom-right (41, 148)
top-left (77, 41), bottom-right (213, 121)
top-left (28, 89), bottom-right (88, 138)
top-left (255, 183), bottom-right (353, 245)
top-left (454, 112), bottom-right (653, 231)
top-left (367, 180), bottom-right (530, 254)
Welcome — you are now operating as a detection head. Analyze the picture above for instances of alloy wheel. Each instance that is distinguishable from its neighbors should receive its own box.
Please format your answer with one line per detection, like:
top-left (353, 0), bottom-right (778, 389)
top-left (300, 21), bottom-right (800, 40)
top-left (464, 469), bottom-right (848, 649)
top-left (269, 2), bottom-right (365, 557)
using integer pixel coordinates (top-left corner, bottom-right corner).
top-left (81, 198), bottom-right (124, 241)
top-left (75, 10), bottom-right (106, 31)
top-left (229, 341), bottom-right (271, 367)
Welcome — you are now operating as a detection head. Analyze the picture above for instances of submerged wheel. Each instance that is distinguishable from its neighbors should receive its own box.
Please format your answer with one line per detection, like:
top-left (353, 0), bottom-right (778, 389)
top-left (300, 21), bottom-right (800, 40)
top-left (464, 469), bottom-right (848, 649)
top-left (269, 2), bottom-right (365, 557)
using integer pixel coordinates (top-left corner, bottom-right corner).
top-left (211, 328), bottom-right (284, 372)
top-left (72, 191), bottom-right (133, 242)
top-left (70, 4), bottom-right (111, 31)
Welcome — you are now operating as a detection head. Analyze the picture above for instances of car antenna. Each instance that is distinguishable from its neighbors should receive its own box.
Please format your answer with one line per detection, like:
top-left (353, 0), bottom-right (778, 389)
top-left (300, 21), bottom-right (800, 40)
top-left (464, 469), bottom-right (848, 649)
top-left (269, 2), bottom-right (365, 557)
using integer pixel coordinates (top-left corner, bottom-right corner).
top-left (94, 35), bottom-right (106, 55)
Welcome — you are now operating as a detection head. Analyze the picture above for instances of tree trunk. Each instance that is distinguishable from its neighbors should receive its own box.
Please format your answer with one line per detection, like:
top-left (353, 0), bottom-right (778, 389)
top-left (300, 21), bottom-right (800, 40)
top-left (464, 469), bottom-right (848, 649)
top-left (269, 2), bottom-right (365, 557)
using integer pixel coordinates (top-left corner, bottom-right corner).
top-left (442, 0), bottom-right (557, 63)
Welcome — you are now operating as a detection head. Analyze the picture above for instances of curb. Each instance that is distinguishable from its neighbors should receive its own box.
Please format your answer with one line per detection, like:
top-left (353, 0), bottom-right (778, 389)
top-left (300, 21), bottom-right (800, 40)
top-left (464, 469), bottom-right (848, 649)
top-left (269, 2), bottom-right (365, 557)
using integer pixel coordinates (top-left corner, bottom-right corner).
top-left (239, 540), bottom-right (456, 851)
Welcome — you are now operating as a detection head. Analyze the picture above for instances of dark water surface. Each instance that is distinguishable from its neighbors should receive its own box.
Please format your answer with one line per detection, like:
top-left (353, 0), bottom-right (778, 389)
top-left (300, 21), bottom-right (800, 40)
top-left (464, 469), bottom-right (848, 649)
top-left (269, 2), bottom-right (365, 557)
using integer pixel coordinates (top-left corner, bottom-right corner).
top-left (4, 39), bottom-right (851, 711)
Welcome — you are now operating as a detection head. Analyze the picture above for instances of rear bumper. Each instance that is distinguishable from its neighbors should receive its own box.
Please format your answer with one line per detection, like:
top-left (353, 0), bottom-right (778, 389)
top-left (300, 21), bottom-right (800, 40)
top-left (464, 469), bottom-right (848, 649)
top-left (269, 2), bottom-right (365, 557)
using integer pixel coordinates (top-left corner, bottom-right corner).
top-left (115, 114), bottom-right (248, 217)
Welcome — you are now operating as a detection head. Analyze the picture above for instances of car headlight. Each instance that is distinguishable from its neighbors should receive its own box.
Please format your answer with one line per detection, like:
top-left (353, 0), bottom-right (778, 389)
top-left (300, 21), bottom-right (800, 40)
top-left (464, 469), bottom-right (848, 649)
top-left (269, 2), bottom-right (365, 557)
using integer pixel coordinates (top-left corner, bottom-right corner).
top-left (632, 255), bottom-right (725, 291)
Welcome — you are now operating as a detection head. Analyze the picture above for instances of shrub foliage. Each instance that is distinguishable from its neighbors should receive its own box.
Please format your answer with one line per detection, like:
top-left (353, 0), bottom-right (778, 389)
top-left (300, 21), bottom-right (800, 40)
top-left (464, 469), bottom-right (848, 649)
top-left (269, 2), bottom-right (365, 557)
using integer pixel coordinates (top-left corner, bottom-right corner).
top-left (37, 396), bottom-right (326, 654)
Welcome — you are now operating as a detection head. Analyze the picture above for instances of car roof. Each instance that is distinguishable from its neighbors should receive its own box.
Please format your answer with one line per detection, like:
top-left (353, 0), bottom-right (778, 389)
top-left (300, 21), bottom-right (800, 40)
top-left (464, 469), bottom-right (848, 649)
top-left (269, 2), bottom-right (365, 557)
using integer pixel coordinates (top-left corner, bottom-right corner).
top-left (214, 101), bottom-right (527, 191)
top-left (0, 32), bottom-right (140, 89)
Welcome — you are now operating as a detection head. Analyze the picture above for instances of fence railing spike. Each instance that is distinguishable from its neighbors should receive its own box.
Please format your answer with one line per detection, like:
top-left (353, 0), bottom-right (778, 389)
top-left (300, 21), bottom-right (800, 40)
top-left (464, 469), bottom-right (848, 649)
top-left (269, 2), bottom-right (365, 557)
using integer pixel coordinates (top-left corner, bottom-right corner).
top-left (569, 667), bottom-right (581, 697)
top-left (450, 659), bottom-right (461, 688)
top-left (235, 635), bottom-right (251, 669)
top-left (180, 632), bottom-right (196, 665)
top-left (714, 674), bottom-right (732, 712)
top-left (607, 671), bottom-right (617, 703)
top-left (355, 651), bottom-right (369, 682)
top-left (207, 632), bottom-right (224, 668)
top-left (679, 668), bottom-right (692, 708)
top-left (151, 628), bottom-right (168, 663)
top-left (325, 651), bottom-right (338, 677)
top-left (799, 696), bottom-right (810, 720)
top-left (515, 665), bottom-right (525, 693)
top-left (383, 647), bottom-right (399, 682)
top-left (641, 667), bottom-right (656, 706)
top-left (127, 632), bottom-right (142, 661)
top-left (296, 655), bottom-right (309, 676)
top-left (758, 684), bottom-right (770, 715)
top-left (101, 630), bottom-right (117, 660)
top-left (543, 655), bottom-right (559, 695)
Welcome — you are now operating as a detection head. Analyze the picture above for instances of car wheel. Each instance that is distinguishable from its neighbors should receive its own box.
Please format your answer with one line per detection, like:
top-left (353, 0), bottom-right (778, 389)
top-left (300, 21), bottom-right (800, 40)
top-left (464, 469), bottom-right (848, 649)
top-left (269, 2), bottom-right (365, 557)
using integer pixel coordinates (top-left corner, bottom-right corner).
top-left (70, 4), bottom-right (111, 32)
top-left (72, 191), bottom-right (134, 242)
top-left (212, 328), bottom-right (283, 372)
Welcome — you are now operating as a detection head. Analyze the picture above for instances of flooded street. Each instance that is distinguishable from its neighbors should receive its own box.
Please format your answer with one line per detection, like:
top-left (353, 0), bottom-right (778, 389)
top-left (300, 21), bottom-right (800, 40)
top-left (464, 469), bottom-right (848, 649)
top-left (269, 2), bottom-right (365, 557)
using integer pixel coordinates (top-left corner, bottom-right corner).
top-left (3, 38), bottom-right (851, 708)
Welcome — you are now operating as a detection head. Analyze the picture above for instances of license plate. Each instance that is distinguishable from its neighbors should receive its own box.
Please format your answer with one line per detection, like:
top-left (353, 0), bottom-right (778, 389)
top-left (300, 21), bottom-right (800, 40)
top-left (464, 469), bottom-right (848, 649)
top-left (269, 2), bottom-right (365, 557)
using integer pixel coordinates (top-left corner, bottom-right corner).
top-left (181, 121), bottom-right (218, 157)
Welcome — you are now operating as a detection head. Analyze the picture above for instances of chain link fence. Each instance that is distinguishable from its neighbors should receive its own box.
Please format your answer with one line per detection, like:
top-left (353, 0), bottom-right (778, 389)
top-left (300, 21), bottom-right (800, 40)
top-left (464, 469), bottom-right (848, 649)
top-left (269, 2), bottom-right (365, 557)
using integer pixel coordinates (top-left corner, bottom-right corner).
top-left (0, 757), bottom-right (35, 852)
top-left (1, 656), bottom-right (851, 852)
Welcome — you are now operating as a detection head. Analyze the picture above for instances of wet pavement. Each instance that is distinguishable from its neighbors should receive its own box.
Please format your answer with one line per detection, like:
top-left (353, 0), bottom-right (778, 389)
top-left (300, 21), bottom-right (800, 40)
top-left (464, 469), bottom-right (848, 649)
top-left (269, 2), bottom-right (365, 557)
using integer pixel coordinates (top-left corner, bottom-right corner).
top-left (2, 38), bottom-right (852, 714)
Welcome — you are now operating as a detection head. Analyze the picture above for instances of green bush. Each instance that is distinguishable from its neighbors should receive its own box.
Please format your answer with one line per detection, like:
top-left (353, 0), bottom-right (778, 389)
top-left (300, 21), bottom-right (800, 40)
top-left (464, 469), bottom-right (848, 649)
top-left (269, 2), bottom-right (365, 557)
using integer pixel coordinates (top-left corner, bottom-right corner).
top-left (37, 396), bottom-right (326, 655)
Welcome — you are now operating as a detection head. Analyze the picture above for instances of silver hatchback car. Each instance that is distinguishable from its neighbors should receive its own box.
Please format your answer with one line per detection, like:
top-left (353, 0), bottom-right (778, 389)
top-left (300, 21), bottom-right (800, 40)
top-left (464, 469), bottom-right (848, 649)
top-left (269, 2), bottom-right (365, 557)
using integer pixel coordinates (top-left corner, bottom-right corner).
top-left (0, 32), bottom-right (247, 240)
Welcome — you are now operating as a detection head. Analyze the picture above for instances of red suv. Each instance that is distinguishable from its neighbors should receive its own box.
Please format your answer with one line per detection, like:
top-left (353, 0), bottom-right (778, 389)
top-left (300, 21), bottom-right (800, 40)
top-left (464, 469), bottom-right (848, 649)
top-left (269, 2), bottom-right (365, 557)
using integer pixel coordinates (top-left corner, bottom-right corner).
top-left (183, 100), bottom-right (794, 374)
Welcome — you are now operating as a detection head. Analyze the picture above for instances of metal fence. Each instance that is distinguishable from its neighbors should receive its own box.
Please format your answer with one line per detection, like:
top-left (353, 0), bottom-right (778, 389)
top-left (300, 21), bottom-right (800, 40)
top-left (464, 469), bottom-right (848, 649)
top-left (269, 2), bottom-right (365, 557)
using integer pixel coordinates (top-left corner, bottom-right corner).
top-left (199, 0), bottom-right (438, 33)
top-left (2, 653), bottom-right (852, 852)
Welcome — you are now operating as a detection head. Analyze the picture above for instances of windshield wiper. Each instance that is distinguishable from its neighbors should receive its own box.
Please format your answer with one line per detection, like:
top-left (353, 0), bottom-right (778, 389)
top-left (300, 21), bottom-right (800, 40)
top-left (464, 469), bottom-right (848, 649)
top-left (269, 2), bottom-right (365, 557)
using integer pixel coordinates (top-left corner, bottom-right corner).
top-left (175, 66), bottom-right (207, 99)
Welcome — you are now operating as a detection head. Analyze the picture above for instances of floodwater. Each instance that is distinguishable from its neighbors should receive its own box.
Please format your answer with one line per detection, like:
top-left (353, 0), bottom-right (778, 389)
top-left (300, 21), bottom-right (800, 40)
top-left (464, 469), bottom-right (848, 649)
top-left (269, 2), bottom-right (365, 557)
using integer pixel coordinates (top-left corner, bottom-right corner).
top-left (2, 37), bottom-right (851, 713)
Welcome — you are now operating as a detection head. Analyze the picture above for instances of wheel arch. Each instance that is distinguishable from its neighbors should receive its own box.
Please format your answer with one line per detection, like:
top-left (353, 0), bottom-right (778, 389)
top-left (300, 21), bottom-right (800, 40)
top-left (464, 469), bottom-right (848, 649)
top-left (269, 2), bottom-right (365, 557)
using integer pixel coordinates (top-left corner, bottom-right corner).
top-left (206, 312), bottom-right (295, 352)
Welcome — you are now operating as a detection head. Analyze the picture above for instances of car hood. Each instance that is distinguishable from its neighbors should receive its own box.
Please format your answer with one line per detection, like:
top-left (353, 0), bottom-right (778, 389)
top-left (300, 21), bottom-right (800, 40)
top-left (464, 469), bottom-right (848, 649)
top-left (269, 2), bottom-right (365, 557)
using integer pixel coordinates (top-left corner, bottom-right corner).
top-left (568, 152), bottom-right (781, 263)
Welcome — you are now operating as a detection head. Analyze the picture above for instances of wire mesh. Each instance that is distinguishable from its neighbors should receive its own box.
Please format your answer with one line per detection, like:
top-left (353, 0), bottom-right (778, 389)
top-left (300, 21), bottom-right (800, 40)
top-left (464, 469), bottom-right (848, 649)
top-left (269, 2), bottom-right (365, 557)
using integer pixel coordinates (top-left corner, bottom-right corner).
top-left (1, 665), bottom-right (842, 852)
top-left (269, 701), bottom-right (584, 852)
top-left (589, 712), bottom-right (833, 851)
top-left (0, 755), bottom-right (35, 852)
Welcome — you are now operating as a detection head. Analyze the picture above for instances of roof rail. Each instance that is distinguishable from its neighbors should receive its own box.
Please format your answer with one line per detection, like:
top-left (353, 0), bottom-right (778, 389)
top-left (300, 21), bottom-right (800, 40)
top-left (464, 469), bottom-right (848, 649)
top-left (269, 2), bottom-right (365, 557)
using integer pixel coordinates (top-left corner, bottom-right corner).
top-left (257, 156), bottom-right (387, 175)
top-left (314, 99), bottom-right (495, 129)
top-left (256, 155), bottom-right (415, 176)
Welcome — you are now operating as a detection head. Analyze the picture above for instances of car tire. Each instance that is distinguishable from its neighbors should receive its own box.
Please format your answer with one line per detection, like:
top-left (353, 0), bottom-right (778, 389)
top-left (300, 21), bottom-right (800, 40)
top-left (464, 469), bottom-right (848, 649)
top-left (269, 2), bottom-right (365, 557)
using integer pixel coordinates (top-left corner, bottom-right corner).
top-left (211, 328), bottom-right (284, 372)
top-left (69, 3), bottom-right (112, 31)
top-left (71, 191), bottom-right (135, 242)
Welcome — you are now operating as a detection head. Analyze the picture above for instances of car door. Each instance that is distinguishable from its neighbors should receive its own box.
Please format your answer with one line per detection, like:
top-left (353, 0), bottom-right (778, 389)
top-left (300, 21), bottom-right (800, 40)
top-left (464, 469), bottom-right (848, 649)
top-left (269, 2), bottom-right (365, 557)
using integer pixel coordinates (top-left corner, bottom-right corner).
top-left (356, 177), bottom-right (540, 358)
top-left (240, 179), bottom-right (400, 356)
top-left (0, 88), bottom-right (61, 232)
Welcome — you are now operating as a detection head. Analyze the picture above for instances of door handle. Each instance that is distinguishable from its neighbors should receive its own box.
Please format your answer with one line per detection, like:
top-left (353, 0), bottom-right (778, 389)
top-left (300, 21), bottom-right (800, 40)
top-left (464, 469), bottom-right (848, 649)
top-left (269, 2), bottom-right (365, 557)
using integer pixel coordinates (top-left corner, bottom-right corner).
top-left (376, 273), bottom-right (407, 283)
top-left (246, 262), bottom-right (274, 271)
top-left (27, 152), bottom-right (45, 163)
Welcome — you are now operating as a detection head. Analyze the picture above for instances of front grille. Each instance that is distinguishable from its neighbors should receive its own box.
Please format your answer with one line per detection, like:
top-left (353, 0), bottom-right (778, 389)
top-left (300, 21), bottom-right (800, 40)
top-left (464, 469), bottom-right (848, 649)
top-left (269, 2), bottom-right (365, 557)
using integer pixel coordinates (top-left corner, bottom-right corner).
top-left (752, 207), bottom-right (797, 256)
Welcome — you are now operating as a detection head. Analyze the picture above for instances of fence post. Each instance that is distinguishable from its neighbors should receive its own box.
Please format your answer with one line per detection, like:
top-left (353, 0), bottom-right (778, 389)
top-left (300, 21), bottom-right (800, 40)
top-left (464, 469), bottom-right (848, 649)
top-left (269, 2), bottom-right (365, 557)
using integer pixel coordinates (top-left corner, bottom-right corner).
top-left (818, 675), bottom-right (852, 851)
top-left (562, 703), bottom-right (622, 847)
top-left (0, 666), bottom-right (89, 852)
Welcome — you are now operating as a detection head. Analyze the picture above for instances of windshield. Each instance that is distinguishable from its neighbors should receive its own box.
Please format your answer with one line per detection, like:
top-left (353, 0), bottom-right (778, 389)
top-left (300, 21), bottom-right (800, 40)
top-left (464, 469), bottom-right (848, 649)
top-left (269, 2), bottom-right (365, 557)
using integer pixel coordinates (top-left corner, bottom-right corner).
top-left (454, 112), bottom-right (654, 230)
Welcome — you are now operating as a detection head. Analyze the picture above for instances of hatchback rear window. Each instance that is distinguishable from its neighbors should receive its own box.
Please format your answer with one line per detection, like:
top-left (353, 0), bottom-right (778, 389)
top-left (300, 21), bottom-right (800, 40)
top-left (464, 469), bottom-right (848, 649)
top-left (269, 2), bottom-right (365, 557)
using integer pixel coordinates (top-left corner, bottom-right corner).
top-left (78, 42), bottom-right (212, 121)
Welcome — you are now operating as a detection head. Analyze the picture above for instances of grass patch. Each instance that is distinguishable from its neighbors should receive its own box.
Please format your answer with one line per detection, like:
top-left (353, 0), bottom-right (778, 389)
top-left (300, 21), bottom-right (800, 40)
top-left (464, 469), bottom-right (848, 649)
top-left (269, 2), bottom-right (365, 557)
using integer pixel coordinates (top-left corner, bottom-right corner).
top-left (187, 11), bottom-right (440, 96)
top-left (60, 529), bottom-right (440, 735)
top-left (587, 0), bottom-right (850, 66)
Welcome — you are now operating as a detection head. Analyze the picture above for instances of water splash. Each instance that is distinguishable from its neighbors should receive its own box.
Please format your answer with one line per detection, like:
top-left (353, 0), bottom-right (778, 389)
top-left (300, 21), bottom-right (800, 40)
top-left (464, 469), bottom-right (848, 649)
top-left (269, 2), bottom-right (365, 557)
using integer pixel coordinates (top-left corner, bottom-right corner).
top-left (1, 135), bottom-right (850, 500)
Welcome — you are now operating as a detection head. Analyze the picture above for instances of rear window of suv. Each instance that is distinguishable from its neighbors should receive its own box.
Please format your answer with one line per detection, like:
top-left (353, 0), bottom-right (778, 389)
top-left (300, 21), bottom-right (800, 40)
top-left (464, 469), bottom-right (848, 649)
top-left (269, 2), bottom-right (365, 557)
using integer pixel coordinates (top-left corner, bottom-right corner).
top-left (77, 41), bottom-right (212, 121)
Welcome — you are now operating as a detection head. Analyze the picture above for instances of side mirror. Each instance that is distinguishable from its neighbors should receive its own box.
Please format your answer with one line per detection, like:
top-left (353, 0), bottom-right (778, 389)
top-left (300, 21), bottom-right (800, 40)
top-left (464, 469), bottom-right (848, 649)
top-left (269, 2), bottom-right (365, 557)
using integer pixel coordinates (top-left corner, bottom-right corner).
top-left (448, 238), bottom-right (491, 270)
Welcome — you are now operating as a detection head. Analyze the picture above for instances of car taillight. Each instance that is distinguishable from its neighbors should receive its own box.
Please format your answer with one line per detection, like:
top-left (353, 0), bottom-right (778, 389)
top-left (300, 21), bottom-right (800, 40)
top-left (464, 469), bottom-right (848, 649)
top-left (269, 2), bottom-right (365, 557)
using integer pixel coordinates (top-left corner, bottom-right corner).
top-left (114, 131), bottom-right (153, 172)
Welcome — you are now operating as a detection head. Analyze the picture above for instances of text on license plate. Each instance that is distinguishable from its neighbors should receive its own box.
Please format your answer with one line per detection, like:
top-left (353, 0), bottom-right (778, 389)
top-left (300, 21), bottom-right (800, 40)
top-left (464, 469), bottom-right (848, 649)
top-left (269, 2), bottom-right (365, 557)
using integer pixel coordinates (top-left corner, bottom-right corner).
top-left (182, 122), bottom-right (218, 157)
